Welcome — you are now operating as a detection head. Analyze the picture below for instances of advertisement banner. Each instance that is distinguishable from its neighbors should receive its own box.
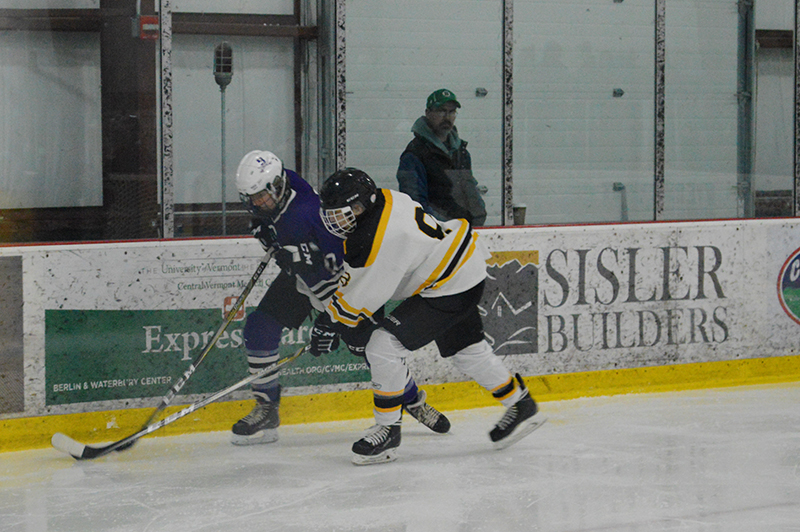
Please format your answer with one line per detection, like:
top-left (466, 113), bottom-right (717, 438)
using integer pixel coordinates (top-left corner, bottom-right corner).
top-left (470, 222), bottom-right (800, 380)
top-left (4, 218), bottom-right (800, 418)
top-left (480, 243), bottom-right (731, 359)
top-left (45, 307), bottom-right (369, 406)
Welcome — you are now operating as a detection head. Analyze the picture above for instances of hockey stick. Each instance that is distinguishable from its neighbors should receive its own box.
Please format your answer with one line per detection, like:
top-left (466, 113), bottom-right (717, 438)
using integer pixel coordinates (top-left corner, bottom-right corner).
top-left (110, 251), bottom-right (273, 453)
top-left (52, 343), bottom-right (309, 460)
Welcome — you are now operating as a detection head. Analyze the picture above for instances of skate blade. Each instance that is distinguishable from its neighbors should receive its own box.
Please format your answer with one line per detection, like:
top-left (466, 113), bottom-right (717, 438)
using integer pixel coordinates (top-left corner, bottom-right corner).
top-left (351, 448), bottom-right (398, 466)
top-left (408, 416), bottom-right (451, 434)
top-left (492, 417), bottom-right (547, 451)
top-left (231, 429), bottom-right (279, 446)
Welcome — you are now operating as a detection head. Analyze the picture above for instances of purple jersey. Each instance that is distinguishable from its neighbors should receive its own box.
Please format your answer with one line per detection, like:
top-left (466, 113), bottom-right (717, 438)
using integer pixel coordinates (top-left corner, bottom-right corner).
top-left (253, 169), bottom-right (344, 303)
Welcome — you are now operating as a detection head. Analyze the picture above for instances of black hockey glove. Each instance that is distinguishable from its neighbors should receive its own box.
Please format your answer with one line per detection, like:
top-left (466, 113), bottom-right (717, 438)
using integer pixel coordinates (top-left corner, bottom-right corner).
top-left (341, 330), bottom-right (368, 357)
top-left (251, 222), bottom-right (278, 252)
top-left (274, 242), bottom-right (323, 277)
top-left (339, 308), bottom-right (382, 358)
top-left (309, 315), bottom-right (340, 357)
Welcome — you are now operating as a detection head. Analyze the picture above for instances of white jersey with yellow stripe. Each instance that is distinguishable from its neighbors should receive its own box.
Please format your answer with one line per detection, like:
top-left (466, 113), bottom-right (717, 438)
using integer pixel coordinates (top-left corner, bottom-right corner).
top-left (326, 189), bottom-right (489, 328)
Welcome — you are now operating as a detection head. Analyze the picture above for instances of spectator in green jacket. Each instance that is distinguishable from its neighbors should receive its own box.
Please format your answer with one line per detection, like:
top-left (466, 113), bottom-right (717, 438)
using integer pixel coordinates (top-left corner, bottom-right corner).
top-left (396, 88), bottom-right (487, 226)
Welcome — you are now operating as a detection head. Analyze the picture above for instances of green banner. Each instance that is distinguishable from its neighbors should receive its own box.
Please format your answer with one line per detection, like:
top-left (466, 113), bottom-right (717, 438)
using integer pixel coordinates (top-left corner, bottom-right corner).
top-left (45, 308), bottom-right (370, 406)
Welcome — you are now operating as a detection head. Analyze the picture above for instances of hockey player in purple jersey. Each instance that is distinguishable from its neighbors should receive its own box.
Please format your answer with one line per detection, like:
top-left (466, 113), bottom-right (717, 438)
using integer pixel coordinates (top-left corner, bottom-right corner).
top-left (231, 151), bottom-right (450, 445)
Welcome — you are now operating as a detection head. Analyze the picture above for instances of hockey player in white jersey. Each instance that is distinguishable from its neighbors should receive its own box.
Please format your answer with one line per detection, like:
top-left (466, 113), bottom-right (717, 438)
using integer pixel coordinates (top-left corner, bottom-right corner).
top-left (310, 167), bottom-right (542, 465)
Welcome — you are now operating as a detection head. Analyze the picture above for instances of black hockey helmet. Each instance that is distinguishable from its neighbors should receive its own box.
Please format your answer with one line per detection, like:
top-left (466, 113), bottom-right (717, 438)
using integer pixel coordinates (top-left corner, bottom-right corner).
top-left (319, 168), bottom-right (377, 238)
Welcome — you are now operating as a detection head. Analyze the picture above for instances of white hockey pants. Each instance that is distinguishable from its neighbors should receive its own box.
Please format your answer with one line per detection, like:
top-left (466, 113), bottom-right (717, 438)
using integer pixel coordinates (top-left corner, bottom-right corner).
top-left (366, 329), bottom-right (522, 426)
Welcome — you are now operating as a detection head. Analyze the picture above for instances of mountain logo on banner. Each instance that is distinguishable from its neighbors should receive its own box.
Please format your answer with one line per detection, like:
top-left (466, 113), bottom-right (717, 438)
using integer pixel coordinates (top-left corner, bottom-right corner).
top-left (480, 251), bottom-right (539, 355)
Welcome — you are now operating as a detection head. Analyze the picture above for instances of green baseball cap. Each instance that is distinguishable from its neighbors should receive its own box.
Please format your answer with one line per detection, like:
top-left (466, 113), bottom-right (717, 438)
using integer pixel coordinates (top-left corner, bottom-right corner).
top-left (426, 88), bottom-right (461, 110)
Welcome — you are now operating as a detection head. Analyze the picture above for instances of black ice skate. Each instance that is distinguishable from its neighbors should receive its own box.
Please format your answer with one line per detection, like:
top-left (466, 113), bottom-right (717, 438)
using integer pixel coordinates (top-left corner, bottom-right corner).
top-left (404, 389), bottom-right (451, 434)
top-left (351, 423), bottom-right (401, 465)
top-left (489, 374), bottom-right (545, 450)
top-left (231, 398), bottom-right (280, 445)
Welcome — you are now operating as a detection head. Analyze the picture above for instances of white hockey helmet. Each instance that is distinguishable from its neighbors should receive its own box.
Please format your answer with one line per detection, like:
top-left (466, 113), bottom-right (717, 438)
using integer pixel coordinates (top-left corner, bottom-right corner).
top-left (235, 150), bottom-right (290, 219)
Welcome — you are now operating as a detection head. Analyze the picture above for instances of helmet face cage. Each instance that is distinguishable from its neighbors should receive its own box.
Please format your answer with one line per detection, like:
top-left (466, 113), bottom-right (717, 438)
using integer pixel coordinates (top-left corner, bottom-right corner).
top-left (321, 205), bottom-right (357, 238)
top-left (319, 168), bottom-right (377, 237)
top-left (239, 192), bottom-right (270, 219)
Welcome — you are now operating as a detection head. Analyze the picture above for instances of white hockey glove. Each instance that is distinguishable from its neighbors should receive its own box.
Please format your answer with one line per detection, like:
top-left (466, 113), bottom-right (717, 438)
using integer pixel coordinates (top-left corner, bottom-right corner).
top-left (274, 242), bottom-right (323, 277)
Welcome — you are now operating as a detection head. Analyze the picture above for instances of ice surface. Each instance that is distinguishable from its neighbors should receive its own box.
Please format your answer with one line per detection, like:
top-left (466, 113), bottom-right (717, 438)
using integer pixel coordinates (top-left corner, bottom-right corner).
top-left (1, 383), bottom-right (799, 531)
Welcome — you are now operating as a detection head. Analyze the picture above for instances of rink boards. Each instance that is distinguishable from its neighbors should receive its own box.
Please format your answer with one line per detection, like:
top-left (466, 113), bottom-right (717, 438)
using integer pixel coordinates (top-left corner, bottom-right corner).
top-left (3, 218), bottom-right (800, 451)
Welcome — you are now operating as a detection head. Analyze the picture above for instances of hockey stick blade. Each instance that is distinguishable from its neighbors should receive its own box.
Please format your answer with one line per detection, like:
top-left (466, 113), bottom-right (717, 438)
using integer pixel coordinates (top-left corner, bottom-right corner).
top-left (51, 432), bottom-right (94, 459)
top-left (51, 344), bottom-right (308, 460)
